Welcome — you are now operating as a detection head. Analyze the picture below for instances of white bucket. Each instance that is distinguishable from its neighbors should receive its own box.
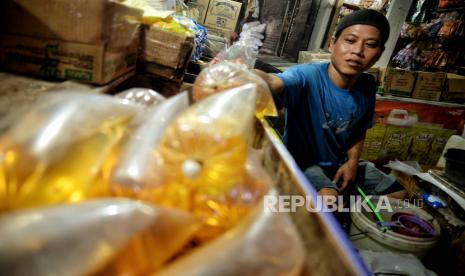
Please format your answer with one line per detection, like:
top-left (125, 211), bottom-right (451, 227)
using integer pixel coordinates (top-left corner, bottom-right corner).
top-left (350, 197), bottom-right (440, 258)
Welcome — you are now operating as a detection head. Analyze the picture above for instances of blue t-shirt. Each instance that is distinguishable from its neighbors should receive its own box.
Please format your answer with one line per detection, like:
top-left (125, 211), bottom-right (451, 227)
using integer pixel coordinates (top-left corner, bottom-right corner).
top-left (277, 62), bottom-right (376, 170)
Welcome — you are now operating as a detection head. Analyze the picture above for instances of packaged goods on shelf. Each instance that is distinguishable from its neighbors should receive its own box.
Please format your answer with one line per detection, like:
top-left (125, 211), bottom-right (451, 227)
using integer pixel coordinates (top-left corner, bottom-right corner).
top-left (412, 71), bottom-right (447, 101)
top-left (383, 68), bottom-right (417, 98)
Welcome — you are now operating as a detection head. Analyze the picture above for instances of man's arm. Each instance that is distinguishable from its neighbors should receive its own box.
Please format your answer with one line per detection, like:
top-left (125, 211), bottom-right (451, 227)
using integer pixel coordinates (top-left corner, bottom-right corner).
top-left (251, 69), bottom-right (285, 97)
top-left (333, 134), bottom-right (366, 191)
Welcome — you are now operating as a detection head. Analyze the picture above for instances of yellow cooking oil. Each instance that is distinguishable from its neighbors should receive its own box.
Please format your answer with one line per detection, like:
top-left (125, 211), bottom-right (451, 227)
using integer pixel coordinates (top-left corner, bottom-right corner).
top-left (0, 119), bottom-right (128, 212)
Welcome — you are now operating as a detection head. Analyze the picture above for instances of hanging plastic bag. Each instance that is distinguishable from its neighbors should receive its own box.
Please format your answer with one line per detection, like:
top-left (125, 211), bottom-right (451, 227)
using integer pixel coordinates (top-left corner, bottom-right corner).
top-left (0, 92), bottom-right (141, 212)
top-left (192, 61), bottom-right (277, 118)
top-left (155, 189), bottom-right (306, 276)
top-left (109, 92), bottom-right (189, 195)
top-left (0, 199), bottom-right (199, 276)
top-left (115, 88), bottom-right (166, 107)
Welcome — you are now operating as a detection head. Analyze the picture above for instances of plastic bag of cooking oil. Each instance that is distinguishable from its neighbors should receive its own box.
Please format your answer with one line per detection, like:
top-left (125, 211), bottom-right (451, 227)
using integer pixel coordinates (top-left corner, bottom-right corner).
top-left (0, 92), bottom-right (142, 212)
top-left (142, 84), bottom-right (260, 242)
top-left (0, 199), bottom-right (199, 276)
top-left (158, 83), bottom-right (256, 197)
top-left (115, 88), bottom-right (166, 107)
top-left (192, 62), bottom-right (277, 118)
top-left (109, 92), bottom-right (189, 196)
top-left (155, 189), bottom-right (306, 276)
top-left (189, 152), bottom-right (272, 242)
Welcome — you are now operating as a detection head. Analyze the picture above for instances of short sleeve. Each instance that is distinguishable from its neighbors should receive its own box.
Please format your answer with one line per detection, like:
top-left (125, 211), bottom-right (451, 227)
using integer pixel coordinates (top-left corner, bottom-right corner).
top-left (276, 65), bottom-right (306, 108)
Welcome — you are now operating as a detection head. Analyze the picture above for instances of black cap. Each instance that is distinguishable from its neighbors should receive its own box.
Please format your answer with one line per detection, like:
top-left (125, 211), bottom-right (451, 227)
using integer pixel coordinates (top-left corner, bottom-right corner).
top-left (335, 9), bottom-right (390, 45)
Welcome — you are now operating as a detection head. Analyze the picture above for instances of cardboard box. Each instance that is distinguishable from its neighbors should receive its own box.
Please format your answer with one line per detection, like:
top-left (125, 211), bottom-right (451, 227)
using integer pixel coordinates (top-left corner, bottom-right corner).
top-left (186, 0), bottom-right (211, 24)
top-left (204, 0), bottom-right (242, 38)
top-left (412, 71), bottom-right (446, 101)
top-left (442, 73), bottom-right (465, 101)
top-left (0, 0), bottom-right (142, 47)
top-left (298, 51), bottom-right (331, 64)
top-left (0, 34), bottom-right (138, 85)
top-left (384, 68), bottom-right (417, 97)
top-left (141, 25), bottom-right (195, 69)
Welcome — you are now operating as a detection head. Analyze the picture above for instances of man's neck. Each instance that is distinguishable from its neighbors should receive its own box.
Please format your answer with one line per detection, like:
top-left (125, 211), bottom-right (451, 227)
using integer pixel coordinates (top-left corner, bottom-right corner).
top-left (327, 63), bottom-right (360, 90)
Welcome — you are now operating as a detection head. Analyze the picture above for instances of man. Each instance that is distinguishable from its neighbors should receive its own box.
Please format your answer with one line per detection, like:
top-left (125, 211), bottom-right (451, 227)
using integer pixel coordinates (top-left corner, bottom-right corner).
top-left (254, 9), bottom-right (403, 198)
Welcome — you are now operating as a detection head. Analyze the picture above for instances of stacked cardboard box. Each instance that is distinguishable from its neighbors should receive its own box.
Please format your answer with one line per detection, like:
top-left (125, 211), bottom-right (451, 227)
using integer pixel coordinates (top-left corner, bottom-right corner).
top-left (139, 25), bottom-right (195, 82)
top-left (186, 0), bottom-right (211, 24)
top-left (0, 0), bottom-right (142, 85)
top-left (442, 73), bottom-right (465, 102)
top-left (412, 72), bottom-right (446, 101)
top-left (203, 0), bottom-right (243, 39)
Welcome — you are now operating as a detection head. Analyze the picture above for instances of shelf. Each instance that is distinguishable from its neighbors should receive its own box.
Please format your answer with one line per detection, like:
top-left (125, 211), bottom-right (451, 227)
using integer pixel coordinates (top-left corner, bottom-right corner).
top-left (376, 94), bottom-right (465, 108)
top-left (436, 6), bottom-right (465, 12)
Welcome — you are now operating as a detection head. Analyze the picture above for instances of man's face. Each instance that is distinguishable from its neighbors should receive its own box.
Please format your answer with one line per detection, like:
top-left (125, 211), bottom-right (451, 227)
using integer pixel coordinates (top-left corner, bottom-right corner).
top-left (329, 24), bottom-right (383, 77)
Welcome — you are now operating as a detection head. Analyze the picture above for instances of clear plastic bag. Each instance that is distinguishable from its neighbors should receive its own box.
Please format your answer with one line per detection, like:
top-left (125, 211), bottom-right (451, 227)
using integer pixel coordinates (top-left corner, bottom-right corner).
top-left (115, 88), bottom-right (166, 107)
top-left (212, 43), bottom-right (258, 69)
top-left (147, 84), bottom-right (263, 241)
top-left (0, 92), bottom-right (142, 212)
top-left (158, 84), bottom-right (257, 197)
top-left (155, 189), bottom-right (306, 276)
top-left (192, 61), bottom-right (277, 118)
top-left (211, 21), bottom-right (266, 68)
top-left (109, 92), bottom-right (189, 194)
top-left (0, 199), bottom-right (199, 276)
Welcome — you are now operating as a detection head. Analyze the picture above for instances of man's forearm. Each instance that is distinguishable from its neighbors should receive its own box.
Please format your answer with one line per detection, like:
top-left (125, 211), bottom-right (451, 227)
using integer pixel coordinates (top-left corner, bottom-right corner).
top-left (251, 69), bottom-right (284, 97)
top-left (347, 134), bottom-right (366, 164)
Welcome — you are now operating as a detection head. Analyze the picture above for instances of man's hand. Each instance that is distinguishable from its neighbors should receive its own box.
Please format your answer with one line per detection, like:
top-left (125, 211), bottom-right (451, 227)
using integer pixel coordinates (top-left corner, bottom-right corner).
top-left (333, 160), bottom-right (358, 191)
top-left (251, 69), bottom-right (284, 96)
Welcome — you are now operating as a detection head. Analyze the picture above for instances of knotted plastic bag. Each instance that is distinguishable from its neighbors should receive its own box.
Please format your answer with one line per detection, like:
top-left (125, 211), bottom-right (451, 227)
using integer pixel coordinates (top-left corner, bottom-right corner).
top-left (109, 92), bottom-right (189, 196)
top-left (192, 61), bottom-right (277, 118)
top-left (115, 88), bottom-right (166, 107)
top-left (155, 189), bottom-right (306, 276)
top-left (0, 199), bottom-right (199, 276)
top-left (0, 92), bottom-right (141, 212)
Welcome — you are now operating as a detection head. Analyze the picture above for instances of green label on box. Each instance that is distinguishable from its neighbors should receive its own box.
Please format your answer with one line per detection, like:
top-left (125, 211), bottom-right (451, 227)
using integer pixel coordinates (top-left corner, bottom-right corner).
top-left (65, 69), bottom-right (92, 81)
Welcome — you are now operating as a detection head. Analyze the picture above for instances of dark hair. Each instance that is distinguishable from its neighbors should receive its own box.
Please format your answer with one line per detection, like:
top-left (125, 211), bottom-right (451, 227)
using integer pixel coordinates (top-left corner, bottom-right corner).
top-left (335, 9), bottom-right (390, 45)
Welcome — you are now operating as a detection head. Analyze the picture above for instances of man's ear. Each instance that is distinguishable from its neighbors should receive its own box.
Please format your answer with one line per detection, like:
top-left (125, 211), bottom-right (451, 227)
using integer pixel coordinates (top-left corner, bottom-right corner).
top-left (328, 37), bottom-right (335, 52)
top-left (374, 46), bottom-right (385, 62)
